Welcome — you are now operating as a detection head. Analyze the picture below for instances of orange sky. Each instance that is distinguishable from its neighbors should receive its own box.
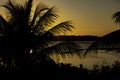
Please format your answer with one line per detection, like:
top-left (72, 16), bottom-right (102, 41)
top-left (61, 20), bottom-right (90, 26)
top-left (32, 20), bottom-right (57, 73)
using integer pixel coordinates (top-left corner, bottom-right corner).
top-left (39, 0), bottom-right (120, 36)
top-left (0, 0), bottom-right (120, 68)
top-left (0, 0), bottom-right (120, 36)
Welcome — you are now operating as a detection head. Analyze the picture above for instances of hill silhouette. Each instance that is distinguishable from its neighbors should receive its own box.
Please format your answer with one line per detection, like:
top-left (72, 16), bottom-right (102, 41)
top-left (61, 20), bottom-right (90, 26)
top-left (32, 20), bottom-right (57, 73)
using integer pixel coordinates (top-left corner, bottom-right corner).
top-left (51, 35), bottom-right (100, 41)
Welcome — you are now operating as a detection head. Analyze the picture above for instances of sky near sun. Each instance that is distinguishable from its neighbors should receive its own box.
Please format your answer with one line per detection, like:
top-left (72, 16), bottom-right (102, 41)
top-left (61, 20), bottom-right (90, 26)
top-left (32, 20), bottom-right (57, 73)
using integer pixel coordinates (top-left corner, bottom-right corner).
top-left (40, 0), bottom-right (120, 36)
top-left (0, 0), bottom-right (120, 36)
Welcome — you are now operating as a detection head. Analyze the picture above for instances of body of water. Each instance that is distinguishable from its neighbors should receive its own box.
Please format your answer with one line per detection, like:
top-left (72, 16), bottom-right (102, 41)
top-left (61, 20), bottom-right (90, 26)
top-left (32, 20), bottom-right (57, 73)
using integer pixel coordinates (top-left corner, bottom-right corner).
top-left (52, 41), bottom-right (120, 69)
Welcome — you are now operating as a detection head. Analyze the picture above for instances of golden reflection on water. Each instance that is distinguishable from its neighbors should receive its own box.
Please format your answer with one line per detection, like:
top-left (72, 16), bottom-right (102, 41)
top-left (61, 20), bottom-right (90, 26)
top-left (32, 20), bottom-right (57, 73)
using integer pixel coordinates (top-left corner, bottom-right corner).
top-left (50, 50), bottom-right (120, 69)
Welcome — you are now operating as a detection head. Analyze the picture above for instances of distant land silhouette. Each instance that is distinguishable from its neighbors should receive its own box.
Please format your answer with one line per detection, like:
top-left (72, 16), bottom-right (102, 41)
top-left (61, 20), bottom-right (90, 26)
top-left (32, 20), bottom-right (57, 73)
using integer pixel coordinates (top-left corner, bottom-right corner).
top-left (51, 35), bottom-right (100, 41)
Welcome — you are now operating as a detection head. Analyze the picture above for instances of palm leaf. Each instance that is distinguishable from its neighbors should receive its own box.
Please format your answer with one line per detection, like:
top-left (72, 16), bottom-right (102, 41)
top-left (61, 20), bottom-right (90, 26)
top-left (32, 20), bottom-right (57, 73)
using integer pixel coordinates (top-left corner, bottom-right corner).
top-left (33, 7), bottom-right (58, 33)
top-left (0, 15), bottom-right (10, 34)
top-left (85, 30), bottom-right (120, 55)
top-left (85, 11), bottom-right (120, 55)
top-left (3, 0), bottom-right (31, 32)
top-left (112, 11), bottom-right (120, 24)
top-left (39, 41), bottom-right (82, 57)
top-left (24, 0), bottom-right (33, 25)
top-left (43, 21), bottom-right (73, 36)
top-left (3, 0), bottom-right (19, 19)
top-left (29, 3), bottom-right (49, 30)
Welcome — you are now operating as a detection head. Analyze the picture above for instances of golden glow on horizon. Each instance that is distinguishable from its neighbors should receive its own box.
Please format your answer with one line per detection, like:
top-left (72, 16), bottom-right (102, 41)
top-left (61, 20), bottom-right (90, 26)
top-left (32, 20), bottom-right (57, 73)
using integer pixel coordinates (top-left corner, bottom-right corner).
top-left (0, 0), bottom-right (120, 36)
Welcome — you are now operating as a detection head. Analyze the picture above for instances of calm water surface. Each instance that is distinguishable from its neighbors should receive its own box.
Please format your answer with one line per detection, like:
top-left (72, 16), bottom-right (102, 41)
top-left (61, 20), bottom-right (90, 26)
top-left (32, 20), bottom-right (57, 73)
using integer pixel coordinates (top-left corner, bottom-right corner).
top-left (51, 41), bottom-right (120, 69)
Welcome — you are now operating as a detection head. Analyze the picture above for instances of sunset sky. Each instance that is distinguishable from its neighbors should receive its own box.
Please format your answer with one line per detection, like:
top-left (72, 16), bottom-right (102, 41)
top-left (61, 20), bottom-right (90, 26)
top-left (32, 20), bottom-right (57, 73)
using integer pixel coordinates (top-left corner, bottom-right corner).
top-left (0, 0), bottom-right (120, 69)
top-left (40, 0), bottom-right (120, 36)
top-left (34, 0), bottom-right (120, 67)
top-left (0, 0), bottom-right (120, 36)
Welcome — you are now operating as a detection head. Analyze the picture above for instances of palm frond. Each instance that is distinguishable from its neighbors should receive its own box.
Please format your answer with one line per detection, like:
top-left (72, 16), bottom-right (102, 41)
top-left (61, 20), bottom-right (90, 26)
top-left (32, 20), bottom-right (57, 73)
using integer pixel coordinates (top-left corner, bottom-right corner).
top-left (30, 3), bottom-right (49, 30)
top-left (43, 21), bottom-right (73, 35)
top-left (0, 15), bottom-right (10, 34)
top-left (3, 0), bottom-right (18, 18)
top-left (85, 30), bottom-right (120, 55)
top-left (33, 7), bottom-right (58, 33)
top-left (24, 0), bottom-right (33, 25)
top-left (39, 41), bottom-right (82, 57)
top-left (3, 1), bottom-right (22, 24)
top-left (112, 11), bottom-right (120, 24)
top-left (0, 15), bottom-right (8, 26)
top-left (3, 0), bottom-right (33, 32)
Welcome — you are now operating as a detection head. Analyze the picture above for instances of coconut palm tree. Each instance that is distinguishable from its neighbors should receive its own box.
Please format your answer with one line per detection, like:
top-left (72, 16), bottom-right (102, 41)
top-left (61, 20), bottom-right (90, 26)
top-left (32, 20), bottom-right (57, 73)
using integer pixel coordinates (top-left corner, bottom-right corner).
top-left (85, 11), bottom-right (120, 55)
top-left (0, 0), bottom-right (81, 70)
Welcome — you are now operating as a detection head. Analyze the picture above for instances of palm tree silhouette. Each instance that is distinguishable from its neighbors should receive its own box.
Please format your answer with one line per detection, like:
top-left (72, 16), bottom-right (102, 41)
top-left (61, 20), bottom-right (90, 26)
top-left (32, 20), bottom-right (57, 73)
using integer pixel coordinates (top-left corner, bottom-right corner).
top-left (85, 11), bottom-right (120, 54)
top-left (0, 0), bottom-right (81, 70)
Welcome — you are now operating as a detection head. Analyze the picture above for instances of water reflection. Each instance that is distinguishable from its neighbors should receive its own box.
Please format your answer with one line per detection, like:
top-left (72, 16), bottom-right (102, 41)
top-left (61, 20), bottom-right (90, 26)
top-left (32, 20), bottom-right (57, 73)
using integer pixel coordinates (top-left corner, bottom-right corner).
top-left (51, 41), bottom-right (120, 69)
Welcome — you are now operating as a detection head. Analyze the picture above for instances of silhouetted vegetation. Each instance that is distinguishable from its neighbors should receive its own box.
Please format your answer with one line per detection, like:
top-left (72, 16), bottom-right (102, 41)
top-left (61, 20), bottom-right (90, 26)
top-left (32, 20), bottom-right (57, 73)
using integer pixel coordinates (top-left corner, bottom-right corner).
top-left (0, 0), bottom-right (82, 73)
top-left (0, 0), bottom-right (120, 80)
top-left (85, 10), bottom-right (120, 54)
top-left (1, 60), bottom-right (120, 80)
top-left (50, 35), bottom-right (100, 41)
